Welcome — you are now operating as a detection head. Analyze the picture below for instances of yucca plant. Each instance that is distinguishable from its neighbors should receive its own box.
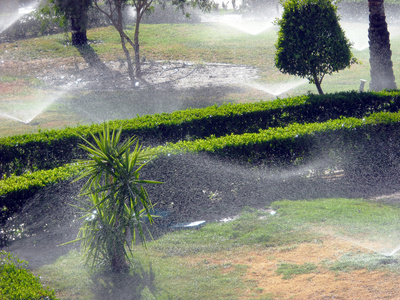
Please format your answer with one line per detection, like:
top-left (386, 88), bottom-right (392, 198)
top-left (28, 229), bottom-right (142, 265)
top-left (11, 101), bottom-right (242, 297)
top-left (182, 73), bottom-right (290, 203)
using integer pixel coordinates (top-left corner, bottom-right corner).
top-left (68, 123), bottom-right (162, 273)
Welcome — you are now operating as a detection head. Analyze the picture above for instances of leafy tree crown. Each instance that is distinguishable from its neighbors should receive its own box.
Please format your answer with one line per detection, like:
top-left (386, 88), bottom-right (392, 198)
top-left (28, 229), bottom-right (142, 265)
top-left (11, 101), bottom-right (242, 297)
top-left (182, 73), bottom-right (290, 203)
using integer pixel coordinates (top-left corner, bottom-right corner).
top-left (275, 0), bottom-right (353, 84)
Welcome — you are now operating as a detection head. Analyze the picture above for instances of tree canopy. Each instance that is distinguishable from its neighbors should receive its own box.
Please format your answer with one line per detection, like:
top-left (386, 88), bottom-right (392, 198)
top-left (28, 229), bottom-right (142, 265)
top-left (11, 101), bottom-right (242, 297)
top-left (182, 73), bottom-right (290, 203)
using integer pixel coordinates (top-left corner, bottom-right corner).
top-left (275, 0), bottom-right (354, 94)
top-left (40, 0), bottom-right (93, 45)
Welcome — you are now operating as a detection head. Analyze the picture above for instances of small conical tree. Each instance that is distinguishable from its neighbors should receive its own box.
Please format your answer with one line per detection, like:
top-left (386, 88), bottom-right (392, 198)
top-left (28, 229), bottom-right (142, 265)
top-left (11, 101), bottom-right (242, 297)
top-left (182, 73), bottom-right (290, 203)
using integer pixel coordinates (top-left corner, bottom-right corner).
top-left (69, 123), bottom-right (162, 273)
top-left (275, 0), bottom-right (354, 95)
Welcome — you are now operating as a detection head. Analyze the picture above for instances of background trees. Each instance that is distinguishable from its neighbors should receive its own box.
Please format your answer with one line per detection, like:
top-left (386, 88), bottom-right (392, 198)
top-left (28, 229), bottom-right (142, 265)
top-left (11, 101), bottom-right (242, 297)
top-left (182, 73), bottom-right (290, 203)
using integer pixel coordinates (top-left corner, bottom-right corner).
top-left (40, 0), bottom-right (93, 45)
top-left (368, 0), bottom-right (397, 91)
top-left (41, 0), bottom-right (215, 82)
top-left (275, 0), bottom-right (354, 95)
top-left (94, 0), bottom-right (214, 83)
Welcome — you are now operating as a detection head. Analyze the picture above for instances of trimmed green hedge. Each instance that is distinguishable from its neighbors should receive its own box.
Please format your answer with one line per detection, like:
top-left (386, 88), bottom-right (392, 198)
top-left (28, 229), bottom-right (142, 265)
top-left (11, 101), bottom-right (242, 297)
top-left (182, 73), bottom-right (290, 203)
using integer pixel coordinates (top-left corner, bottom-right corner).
top-left (2, 110), bottom-right (400, 223)
top-left (0, 251), bottom-right (58, 300)
top-left (1, 91), bottom-right (400, 176)
top-left (157, 111), bottom-right (400, 160)
top-left (0, 164), bottom-right (82, 224)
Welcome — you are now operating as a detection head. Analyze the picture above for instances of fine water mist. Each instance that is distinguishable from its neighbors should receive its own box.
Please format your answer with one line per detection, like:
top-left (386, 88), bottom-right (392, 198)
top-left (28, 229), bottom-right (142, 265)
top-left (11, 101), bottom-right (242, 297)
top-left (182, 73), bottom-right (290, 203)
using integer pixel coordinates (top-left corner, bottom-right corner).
top-left (245, 78), bottom-right (308, 97)
top-left (340, 21), bottom-right (369, 51)
top-left (2, 2), bottom-right (400, 297)
top-left (0, 88), bottom-right (68, 124)
top-left (217, 14), bottom-right (277, 35)
top-left (0, 1), bottom-right (39, 35)
top-left (6, 150), bottom-right (400, 266)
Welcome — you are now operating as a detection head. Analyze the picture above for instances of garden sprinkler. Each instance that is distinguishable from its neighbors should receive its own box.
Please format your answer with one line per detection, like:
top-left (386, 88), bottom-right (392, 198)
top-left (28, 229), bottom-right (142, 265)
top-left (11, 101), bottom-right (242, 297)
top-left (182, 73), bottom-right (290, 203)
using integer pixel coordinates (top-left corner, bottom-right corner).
top-left (359, 79), bottom-right (367, 92)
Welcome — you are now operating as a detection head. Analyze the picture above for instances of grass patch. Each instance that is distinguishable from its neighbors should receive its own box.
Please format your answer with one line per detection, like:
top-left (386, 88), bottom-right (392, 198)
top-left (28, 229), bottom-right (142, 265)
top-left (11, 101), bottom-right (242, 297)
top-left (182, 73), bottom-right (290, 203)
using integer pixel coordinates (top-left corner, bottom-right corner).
top-left (150, 207), bottom-right (317, 256)
top-left (276, 262), bottom-right (318, 279)
top-left (272, 198), bottom-right (400, 240)
top-left (130, 252), bottom-right (248, 299)
top-left (31, 198), bottom-right (400, 299)
top-left (35, 250), bottom-right (94, 300)
top-left (324, 252), bottom-right (399, 273)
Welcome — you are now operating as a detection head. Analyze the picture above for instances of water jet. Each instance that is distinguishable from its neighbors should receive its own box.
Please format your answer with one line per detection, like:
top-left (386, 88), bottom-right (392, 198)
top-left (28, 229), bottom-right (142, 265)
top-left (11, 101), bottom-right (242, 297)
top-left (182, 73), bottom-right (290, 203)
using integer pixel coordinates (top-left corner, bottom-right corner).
top-left (218, 14), bottom-right (276, 35)
top-left (0, 1), bottom-right (39, 35)
top-left (387, 244), bottom-right (400, 256)
top-left (245, 79), bottom-right (308, 97)
top-left (0, 88), bottom-right (68, 124)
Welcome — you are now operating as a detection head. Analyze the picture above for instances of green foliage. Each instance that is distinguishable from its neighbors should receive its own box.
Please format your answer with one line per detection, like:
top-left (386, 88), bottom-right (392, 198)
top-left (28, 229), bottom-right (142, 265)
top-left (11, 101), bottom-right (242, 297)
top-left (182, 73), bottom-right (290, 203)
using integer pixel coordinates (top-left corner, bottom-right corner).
top-left (157, 110), bottom-right (400, 166)
top-left (4, 108), bottom-right (400, 223)
top-left (0, 163), bottom-right (82, 224)
top-left (69, 123), bottom-right (162, 273)
top-left (275, 0), bottom-right (354, 94)
top-left (0, 251), bottom-right (57, 300)
top-left (2, 90), bottom-right (400, 176)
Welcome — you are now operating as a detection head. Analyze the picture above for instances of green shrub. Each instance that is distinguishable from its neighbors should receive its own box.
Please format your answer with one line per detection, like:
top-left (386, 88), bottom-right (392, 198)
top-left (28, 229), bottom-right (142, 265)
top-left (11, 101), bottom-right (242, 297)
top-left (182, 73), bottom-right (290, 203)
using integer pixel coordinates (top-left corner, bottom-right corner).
top-left (1, 91), bottom-right (400, 176)
top-left (0, 251), bottom-right (57, 300)
top-left (0, 163), bottom-right (82, 224)
top-left (275, 0), bottom-right (354, 94)
top-left (3, 110), bottom-right (400, 222)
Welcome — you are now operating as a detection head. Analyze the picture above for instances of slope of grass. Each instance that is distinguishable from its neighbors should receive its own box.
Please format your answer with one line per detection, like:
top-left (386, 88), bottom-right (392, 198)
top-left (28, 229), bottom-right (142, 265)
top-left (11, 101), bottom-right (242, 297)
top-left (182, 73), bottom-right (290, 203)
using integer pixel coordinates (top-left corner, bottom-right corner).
top-left (35, 198), bottom-right (400, 299)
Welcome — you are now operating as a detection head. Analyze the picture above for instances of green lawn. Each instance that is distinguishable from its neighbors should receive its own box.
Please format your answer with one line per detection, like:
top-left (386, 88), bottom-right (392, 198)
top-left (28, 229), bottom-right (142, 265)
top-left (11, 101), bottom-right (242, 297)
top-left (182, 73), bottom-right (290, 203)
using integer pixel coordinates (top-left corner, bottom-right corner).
top-left (35, 198), bottom-right (400, 299)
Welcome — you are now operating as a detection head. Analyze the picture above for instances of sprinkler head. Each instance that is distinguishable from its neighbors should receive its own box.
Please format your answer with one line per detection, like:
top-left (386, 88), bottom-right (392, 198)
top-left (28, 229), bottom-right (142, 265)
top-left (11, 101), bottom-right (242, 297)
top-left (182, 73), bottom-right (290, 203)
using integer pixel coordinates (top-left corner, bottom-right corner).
top-left (359, 79), bottom-right (367, 92)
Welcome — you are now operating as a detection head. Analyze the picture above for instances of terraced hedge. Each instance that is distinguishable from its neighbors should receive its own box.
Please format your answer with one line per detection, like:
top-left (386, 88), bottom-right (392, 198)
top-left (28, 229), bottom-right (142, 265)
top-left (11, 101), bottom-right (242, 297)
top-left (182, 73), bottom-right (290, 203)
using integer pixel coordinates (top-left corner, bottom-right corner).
top-left (1, 90), bottom-right (400, 176)
top-left (2, 109), bottom-right (400, 223)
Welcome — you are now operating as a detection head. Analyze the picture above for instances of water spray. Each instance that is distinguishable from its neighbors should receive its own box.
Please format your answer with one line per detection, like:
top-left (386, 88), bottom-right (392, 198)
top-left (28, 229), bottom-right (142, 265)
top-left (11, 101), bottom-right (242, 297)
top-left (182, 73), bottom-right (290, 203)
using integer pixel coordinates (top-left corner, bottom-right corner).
top-left (0, 1), bottom-right (40, 35)
top-left (387, 244), bottom-right (400, 256)
top-left (245, 79), bottom-right (308, 97)
top-left (0, 88), bottom-right (69, 124)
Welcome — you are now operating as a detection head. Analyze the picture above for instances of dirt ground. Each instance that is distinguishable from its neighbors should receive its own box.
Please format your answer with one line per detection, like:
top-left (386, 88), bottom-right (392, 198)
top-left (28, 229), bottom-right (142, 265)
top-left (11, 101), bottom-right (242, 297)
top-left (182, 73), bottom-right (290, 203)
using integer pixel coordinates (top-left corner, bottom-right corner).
top-left (0, 56), bottom-right (259, 91)
top-left (191, 235), bottom-right (400, 299)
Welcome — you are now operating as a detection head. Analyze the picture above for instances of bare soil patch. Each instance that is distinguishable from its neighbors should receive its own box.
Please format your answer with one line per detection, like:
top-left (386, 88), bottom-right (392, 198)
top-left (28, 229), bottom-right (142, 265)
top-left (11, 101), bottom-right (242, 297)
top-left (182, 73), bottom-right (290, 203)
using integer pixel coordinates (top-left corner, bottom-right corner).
top-left (0, 56), bottom-right (259, 91)
top-left (191, 236), bottom-right (400, 299)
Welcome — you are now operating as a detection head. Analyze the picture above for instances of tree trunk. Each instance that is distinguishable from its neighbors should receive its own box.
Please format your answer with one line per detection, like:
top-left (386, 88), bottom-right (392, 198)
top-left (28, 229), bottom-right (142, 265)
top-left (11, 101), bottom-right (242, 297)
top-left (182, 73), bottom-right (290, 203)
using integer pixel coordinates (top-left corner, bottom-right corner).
top-left (110, 243), bottom-right (129, 273)
top-left (116, 2), bottom-right (135, 83)
top-left (313, 73), bottom-right (324, 95)
top-left (70, 6), bottom-right (88, 45)
top-left (134, 7), bottom-right (142, 78)
top-left (368, 0), bottom-right (397, 91)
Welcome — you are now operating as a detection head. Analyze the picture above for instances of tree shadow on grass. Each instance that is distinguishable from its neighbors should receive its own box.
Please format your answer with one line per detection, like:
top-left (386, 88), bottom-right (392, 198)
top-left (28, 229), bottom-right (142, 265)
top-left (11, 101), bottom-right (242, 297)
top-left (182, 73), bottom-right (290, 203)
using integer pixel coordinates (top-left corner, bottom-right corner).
top-left (92, 261), bottom-right (159, 300)
top-left (74, 44), bottom-right (109, 71)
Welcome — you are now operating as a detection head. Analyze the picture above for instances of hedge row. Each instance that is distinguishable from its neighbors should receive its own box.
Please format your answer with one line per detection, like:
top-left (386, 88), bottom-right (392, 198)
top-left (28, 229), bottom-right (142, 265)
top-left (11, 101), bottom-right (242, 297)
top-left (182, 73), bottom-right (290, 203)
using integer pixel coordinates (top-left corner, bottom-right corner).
top-left (0, 164), bottom-right (82, 224)
top-left (0, 251), bottom-right (58, 300)
top-left (157, 111), bottom-right (400, 169)
top-left (1, 90), bottom-right (400, 176)
top-left (2, 110), bottom-right (400, 223)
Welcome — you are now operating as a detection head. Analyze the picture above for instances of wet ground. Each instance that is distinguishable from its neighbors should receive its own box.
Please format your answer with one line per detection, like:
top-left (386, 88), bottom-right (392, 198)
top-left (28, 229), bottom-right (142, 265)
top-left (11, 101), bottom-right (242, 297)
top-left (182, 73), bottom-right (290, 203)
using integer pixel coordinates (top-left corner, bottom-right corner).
top-left (0, 54), bottom-right (266, 135)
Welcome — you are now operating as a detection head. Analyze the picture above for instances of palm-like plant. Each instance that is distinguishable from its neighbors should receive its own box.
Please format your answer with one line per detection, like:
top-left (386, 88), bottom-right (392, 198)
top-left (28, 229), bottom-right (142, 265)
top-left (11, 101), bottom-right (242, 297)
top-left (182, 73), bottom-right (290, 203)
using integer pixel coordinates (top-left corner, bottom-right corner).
top-left (71, 123), bottom-right (161, 273)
